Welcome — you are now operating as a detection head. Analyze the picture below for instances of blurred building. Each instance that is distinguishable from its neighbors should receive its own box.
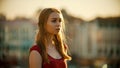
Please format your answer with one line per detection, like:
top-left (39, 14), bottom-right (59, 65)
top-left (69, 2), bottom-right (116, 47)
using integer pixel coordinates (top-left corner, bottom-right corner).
top-left (64, 15), bottom-right (120, 67)
top-left (0, 18), bottom-right (37, 67)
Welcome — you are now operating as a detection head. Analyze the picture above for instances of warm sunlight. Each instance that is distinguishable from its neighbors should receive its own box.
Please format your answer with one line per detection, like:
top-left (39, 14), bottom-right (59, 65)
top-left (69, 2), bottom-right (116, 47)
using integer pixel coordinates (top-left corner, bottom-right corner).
top-left (0, 0), bottom-right (120, 21)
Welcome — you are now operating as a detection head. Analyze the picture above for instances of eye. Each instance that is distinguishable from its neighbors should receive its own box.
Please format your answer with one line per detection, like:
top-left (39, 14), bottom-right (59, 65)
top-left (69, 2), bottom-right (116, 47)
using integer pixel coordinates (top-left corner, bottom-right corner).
top-left (59, 19), bottom-right (61, 22)
top-left (51, 19), bottom-right (57, 23)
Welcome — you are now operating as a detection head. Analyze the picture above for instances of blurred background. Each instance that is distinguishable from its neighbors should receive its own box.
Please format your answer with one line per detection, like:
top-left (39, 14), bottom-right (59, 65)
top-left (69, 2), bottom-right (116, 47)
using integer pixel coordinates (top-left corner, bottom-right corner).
top-left (0, 0), bottom-right (120, 68)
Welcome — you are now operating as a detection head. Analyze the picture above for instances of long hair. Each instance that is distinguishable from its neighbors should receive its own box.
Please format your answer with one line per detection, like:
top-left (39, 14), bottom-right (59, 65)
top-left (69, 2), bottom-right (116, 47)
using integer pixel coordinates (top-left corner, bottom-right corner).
top-left (35, 8), bottom-right (71, 63)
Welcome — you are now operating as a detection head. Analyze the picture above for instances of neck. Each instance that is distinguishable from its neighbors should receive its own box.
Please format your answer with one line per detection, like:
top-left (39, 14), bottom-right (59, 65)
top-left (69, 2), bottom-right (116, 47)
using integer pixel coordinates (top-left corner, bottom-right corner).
top-left (47, 34), bottom-right (55, 46)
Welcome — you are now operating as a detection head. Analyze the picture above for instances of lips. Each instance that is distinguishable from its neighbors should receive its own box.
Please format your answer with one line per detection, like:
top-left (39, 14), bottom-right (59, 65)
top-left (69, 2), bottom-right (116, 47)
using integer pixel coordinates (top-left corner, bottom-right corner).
top-left (56, 28), bottom-right (60, 31)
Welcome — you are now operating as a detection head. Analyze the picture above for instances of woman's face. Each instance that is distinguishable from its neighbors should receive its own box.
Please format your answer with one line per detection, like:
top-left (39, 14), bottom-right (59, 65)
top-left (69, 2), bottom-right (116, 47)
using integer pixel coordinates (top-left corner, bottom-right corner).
top-left (45, 12), bottom-right (62, 35)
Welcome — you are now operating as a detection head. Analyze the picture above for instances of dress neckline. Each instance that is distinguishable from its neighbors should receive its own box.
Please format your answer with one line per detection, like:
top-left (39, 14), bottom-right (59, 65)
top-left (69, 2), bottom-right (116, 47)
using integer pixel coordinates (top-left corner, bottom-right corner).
top-left (47, 54), bottom-right (63, 60)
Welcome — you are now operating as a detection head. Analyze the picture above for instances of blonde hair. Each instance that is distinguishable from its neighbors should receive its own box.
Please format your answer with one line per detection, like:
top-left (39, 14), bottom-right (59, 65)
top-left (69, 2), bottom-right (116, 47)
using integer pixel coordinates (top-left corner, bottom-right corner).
top-left (36, 8), bottom-right (71, 63)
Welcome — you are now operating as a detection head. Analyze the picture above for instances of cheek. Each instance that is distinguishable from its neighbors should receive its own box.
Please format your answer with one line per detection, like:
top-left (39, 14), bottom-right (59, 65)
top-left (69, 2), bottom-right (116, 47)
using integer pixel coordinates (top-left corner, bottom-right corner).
top-left (46, 23), bottom-right (54, 33)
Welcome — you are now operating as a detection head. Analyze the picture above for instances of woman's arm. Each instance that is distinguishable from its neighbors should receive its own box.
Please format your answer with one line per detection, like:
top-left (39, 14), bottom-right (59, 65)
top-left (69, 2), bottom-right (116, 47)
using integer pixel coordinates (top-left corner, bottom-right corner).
top-left (29, 50), bottom-right (42, 68)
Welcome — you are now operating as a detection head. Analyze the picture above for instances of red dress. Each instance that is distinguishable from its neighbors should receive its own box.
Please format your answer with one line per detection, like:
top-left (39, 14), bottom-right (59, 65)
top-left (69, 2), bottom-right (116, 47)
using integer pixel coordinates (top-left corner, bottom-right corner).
top-left (30, 45), bottom-right (67, 68)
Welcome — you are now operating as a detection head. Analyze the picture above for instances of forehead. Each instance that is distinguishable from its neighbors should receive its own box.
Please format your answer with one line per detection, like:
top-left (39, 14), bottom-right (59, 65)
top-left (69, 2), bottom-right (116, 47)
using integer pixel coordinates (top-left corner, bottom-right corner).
top-left (48, 12), bottom-right (62, 19)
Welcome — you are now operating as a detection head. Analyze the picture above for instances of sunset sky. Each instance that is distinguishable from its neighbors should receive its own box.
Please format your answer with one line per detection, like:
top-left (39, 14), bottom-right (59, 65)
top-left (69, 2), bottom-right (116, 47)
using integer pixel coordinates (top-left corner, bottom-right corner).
top-left (0, 0), bottom-right (120, 20)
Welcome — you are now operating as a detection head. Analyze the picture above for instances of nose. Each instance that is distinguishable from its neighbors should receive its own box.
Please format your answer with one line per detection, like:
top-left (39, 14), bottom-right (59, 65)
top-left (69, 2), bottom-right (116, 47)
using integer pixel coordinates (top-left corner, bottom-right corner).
top-left (56, 21), bottom-right (61, 27)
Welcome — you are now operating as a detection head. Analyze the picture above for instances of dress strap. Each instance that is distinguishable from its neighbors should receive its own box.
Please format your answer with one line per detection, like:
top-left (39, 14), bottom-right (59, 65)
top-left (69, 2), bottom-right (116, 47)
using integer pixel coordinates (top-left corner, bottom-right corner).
top-left (30, 45), bottom-right (41, 54)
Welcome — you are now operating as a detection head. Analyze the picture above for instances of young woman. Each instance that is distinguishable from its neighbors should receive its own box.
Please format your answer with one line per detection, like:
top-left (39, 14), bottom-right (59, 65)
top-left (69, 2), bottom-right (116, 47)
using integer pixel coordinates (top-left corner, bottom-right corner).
top-left (29, 8), bottom-right (71, 68)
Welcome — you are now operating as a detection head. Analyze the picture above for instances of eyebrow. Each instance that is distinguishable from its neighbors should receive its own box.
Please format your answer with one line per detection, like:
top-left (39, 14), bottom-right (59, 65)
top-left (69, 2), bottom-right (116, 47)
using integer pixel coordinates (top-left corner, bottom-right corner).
top-left (51, 18), bottom-right (61, 20)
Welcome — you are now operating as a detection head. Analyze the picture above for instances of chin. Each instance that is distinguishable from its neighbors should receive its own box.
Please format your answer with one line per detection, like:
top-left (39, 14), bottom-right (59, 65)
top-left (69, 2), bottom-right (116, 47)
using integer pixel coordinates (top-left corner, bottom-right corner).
top-left (54, 32), bottom-right (59, 35)
top-left (54, 33), bottom-right (58, 35)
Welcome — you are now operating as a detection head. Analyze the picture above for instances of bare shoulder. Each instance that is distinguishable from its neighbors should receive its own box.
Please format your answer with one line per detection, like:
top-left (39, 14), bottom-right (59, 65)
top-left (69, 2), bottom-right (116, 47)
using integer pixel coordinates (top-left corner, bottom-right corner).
top-left (29, 50), bottom-right (42, 68)
top-left (29, 50), bottom-right (42, 59)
